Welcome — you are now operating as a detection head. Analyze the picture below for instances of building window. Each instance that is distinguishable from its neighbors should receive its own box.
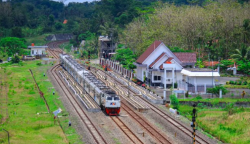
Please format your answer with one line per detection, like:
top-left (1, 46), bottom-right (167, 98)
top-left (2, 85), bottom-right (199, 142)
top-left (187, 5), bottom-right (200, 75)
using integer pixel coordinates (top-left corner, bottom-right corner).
top-left (154, 76), bottom-right (157, 80)
top-left (32, 50), bottom-right (34, 54)
top-left (158, 76), bottom-right (161, 80)
top-left (154, 76), bottom-right (161, 81)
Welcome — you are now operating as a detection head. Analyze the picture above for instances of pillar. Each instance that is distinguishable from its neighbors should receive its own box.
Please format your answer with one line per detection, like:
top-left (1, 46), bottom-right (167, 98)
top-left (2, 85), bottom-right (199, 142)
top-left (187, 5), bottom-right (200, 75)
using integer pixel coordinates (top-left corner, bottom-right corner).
top-left (172, 68), bottom-right (175, 88)
top-left (164, 68), bottom-right (166, 101)
top-left (219, 89), bottom-right (222, 98)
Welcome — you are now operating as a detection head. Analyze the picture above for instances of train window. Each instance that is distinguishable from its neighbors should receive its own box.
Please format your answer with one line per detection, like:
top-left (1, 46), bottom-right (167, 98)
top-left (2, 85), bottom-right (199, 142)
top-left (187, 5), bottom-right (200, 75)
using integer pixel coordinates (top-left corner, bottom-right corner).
top-left (114, 97), bottom-right (120, 100)
top-left (107, 97), bottom-right (112, 100)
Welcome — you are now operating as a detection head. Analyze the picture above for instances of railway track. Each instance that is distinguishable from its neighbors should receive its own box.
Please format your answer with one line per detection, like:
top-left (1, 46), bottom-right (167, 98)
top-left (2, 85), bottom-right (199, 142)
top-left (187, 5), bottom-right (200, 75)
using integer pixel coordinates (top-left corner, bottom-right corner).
top-left (95, 67), bottom-right (210, 144)
top-left (90, 67), bottom-right (172, 144)
top-left (111, 116), bottom-right (144, 144)
top-left (59, 69), bottom-right (100, 111)
top-left (46, 41), bottom-right (67, 59)
top-left (121, 102), bottom-right (172, 144)
top-left (51, 64), bottom-right (107, 144)
top-left (91, 68), bottom-right (149, 112)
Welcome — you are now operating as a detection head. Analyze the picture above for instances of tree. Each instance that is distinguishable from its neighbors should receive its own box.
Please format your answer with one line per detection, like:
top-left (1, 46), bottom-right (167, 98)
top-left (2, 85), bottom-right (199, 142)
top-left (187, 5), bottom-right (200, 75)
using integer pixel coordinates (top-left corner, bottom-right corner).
top-left (113, 48), bottom-right (137, 70)
top-left (230, 44), bottom-right (250, 62)
top-left (219, 59), bottom-right (234, 71)
top-left (237, 60), bottom-right (250, 75)
top-left (54, 22), bottom-right (63, 30)
top-left (195, 60), bottom-right (204, 68)
top-left (207, 85), bottom-right (229, 97)
top-left (0, 37), bottom-right (26, 56)
top-left (11, 27), bottom-right (23, 38)
top-left (170, 94), bottom-right (179, 110)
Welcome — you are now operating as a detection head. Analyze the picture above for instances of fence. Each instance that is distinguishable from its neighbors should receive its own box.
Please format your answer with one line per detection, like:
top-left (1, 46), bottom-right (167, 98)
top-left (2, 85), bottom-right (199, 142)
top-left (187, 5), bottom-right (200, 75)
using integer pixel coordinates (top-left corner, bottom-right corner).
top-left (100, 58), bottom-right (135, 79)
top-left (29, 69), bottom-right (50, 113)
top-left (177, 80), bottom-right (218, 94)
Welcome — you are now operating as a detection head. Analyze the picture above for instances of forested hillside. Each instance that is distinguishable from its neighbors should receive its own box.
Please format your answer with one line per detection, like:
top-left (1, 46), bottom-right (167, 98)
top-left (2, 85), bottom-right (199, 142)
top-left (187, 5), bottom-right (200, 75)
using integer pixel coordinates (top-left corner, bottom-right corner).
top-left (121, 1), bottom-right (250, 61)
top-left (0, 0), bottom-right (161, 38)
top-left (0, 0), bottom-right (250, 66)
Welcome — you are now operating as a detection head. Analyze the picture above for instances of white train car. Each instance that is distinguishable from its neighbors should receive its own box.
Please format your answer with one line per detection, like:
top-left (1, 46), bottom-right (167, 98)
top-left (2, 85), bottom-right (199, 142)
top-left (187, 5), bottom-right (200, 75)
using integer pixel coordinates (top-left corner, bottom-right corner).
top-left (60, 54), bottom-right (121, 115)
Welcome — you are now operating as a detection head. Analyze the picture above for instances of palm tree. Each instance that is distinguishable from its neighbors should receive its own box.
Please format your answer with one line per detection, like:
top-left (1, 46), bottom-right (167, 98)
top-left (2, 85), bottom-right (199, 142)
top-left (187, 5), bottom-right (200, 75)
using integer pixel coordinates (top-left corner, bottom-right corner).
top-left (230, 44), bottom-right (250, 62)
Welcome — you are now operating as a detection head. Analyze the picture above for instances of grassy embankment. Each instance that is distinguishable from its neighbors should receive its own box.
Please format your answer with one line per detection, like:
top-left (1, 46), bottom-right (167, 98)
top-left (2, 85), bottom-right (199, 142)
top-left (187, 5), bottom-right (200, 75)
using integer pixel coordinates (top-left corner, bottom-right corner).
top-left (177, 104), bottom-right (250, 144)
top-left (180, 97), bottom-right (250, 103)
top-left (0, 61), bottom-right (82, 144)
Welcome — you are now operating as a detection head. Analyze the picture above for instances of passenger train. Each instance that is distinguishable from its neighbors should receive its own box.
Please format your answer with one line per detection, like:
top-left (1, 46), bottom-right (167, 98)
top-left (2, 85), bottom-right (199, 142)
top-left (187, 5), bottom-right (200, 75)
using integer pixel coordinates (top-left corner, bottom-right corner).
top-left (59, 54), bottom-right (121, 115)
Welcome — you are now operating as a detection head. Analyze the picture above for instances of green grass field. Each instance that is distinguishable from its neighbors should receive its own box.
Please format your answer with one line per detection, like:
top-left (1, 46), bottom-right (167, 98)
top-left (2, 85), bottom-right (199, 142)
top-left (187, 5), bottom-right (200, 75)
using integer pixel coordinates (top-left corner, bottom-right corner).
top-left (0, 61), bottom-right (82, 144)
top-left (177, 104), bottom-right (250, 144)
top-left (180, 97), bottom-right (250, 103)
top-left (25, 34), bottom-right (48, 46)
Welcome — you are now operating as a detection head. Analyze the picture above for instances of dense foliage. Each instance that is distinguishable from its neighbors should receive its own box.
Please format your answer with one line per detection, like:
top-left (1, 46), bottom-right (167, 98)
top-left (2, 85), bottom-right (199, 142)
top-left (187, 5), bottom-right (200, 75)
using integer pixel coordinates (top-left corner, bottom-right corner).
top-left (0, 37), bottom-right (26, 56)
top-left (121, 1), bottom-right (250, 60)
top-left (113, 48), bottom-right (137, 70)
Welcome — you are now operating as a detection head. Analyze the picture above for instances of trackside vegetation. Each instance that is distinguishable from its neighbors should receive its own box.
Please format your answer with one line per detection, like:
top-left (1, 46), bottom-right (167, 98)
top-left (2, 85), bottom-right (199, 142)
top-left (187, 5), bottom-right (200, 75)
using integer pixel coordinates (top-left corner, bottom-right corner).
top-left (0, 61), bottom-right (82, 144)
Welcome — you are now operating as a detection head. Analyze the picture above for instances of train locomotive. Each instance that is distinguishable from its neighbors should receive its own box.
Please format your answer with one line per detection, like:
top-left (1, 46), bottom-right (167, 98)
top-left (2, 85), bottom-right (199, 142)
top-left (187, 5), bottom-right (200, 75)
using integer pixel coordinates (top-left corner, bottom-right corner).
top-left (59, 54), bottom-right (121, 115)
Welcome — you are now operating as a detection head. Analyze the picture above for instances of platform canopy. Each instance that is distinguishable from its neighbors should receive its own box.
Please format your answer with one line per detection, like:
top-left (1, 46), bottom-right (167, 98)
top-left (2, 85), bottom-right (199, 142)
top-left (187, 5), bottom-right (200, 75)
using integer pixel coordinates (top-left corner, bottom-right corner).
top-left (181, 68), bottom-right (220, 77)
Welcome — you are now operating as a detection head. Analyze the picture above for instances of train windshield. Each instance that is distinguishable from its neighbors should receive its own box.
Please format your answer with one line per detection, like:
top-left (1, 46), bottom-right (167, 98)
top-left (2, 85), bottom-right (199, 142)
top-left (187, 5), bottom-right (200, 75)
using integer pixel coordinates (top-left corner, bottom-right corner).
top-left (114, 97), bottom-right (120, 100)
top-left (107, 97), bottom-right (112, 100)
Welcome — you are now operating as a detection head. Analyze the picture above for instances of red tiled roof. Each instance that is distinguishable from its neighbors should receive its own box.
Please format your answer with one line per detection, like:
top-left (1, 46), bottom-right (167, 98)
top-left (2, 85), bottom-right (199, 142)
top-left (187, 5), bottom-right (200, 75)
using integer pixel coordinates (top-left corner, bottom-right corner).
top-left (136, 41), bottom-right (162, 64)
top-left (203, 61), bottom-right (219, 67)
top-left (63, 20), bottom-right (68, 24)
top-left (173, 53), bottom-right (196, 63)
top-left (159, 57), bottom-right (173, 69)
top-left (149, 52), bottom-right (165, 68)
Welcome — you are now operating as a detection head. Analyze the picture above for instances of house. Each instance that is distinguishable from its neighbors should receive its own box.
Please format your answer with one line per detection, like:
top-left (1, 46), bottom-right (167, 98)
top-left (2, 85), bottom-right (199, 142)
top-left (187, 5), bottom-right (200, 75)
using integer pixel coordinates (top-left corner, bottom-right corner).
top-left (99, 36), bottom-right (117, 58)
top-left (134, 41), bottom-right (220, 95)
top-left (28, 45), bottom-right (48, 57)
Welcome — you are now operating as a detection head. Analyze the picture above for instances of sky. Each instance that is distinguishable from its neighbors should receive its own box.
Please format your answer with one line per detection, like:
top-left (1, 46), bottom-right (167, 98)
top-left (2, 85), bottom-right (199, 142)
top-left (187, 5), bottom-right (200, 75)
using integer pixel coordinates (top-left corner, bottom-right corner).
top-left (2, 0), bottom-right (99, 4)
top-left (54, 0), bottom-right (98, 4)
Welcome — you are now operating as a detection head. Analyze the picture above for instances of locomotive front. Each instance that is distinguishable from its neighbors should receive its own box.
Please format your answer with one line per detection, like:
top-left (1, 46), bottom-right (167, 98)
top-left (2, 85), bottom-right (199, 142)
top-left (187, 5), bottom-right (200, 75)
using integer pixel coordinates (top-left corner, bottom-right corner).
top-left (103, 91), bottom-right (121, 116)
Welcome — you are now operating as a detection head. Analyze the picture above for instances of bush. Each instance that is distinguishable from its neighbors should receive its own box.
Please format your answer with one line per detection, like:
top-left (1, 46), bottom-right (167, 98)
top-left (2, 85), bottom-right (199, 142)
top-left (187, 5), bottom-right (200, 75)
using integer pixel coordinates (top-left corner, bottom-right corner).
top-left (170, 94), bottom-right (179, 110)
top-left (174, 83), bottom-right (178, 88)
top-left (36, 62), bottom-right (42, 66)
top-left (207, 85), bottom-right (229, 97)
top-left (197, 103), bottom-right (205, 109)
top-left (11, 56), bottom-right (20, 64)
top-left (195, 95), bottom-right (203, 100)
top-left (185, 91), bottom-right (189, 98)
top-left (237, 81), bottom-right (242, 85)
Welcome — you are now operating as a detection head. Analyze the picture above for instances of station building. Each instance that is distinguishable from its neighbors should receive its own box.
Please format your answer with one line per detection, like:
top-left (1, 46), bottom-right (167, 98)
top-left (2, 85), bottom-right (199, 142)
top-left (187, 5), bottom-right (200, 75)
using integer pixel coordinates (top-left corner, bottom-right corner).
top-left (134, 41), bottom-right (220, 94)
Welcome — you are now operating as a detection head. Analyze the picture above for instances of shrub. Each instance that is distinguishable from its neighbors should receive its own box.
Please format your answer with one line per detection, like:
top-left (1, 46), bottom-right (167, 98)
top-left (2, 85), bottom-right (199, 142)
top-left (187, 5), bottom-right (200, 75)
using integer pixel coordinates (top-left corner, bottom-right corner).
top-left (197, 103), bottom-right (205, 109)
top-left (226, 81), bottom-right (229, 85)
top-left (185, 91), bottom-right (189, 98)
top-left (11, 55), bottom-right (20, 64)
top-left (237, 81), bottom-right (242, 85)
top-left (170, 94), bottom-right (179, 110)
top-left (174, 83), bottom-right (178, 88)
top-left (243, 81), bottom-right (247, 85)
top-left (224, 103), bottom-right (235, 115)
top-left (36, 62), bottom-right (42, 66)
top-left (229, 80), bottom-right (234, 84)
top-left (207, 85), bottom-right (229, 97)
top-left (195, 95), bottom-right (202, 100)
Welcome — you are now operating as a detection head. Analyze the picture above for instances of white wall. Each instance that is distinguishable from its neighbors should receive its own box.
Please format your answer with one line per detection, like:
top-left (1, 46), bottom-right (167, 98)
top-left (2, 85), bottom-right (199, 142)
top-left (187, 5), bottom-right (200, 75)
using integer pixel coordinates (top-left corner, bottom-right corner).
top-left (31, 48), bottom-right (46, 56)
top-left (176, 72), bottom-right (183, 81)
top-left (196, 77), bottom-right (218, 85)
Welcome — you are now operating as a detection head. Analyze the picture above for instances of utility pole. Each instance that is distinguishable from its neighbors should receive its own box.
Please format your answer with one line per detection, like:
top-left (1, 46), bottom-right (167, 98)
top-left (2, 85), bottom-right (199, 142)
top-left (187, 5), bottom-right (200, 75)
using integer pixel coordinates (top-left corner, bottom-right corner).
top-left (88, 50), bottom-right (90, 70)
top-left (191, 104), bottom-right (197, 144)
top-left (128, 69), bottom-right (130, 98)
top-left (212, 60), bottom-right (214, 98)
